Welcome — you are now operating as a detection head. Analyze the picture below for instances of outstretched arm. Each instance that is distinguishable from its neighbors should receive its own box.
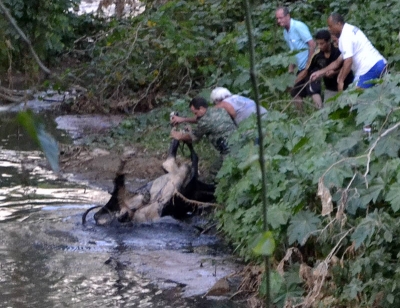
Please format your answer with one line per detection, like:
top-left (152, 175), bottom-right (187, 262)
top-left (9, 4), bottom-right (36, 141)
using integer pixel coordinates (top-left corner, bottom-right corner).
top-left (310, 55), bottom-right (343, 81)
top-left (295, 69), bottom-right (309, 83)
top-left (170, 115), bottom-right (197, 126)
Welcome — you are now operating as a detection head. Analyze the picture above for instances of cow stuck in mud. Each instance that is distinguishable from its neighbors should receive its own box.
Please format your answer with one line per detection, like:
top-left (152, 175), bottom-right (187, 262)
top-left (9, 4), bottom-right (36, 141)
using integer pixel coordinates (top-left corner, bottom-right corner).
top-left (82, 140), bottom-right (216, 224)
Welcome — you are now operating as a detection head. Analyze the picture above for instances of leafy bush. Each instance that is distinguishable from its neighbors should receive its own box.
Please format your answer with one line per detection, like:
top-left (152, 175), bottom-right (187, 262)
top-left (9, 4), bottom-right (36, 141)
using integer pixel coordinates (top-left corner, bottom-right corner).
top-left (0, 0), bottom-right (81, 72)
top-left (215, 75), bottom-right (400, 306)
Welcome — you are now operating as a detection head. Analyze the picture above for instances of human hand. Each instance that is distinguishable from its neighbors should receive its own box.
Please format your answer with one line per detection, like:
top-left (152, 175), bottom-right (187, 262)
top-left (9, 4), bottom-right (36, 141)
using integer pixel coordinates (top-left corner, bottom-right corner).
top-left (325, 70), bottom-right (335, 77)
top-left (170, 115), bottom-right (185, 126)
top-left (310, 71), bottom-right (322, 82)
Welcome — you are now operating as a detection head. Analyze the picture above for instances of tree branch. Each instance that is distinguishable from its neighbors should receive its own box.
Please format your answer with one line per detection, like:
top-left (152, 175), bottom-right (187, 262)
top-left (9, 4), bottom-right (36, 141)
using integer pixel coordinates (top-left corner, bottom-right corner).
top-left (0, 0), bottom-right (51, 75)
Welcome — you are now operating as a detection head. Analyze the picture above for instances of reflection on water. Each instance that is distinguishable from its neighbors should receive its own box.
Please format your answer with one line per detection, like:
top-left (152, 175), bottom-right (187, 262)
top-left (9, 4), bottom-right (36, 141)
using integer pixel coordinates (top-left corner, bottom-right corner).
top-left (0, 148), bottom-right (110, 223)
top-left (0, 112), bottom-right (245, 308)
top-left (0, 226), bottom-right (183, 308)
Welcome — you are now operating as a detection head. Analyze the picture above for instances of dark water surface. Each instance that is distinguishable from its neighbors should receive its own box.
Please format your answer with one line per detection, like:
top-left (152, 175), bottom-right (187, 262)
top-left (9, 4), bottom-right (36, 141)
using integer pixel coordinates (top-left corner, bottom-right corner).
top-left (0, 111), bottom-right (245, 308)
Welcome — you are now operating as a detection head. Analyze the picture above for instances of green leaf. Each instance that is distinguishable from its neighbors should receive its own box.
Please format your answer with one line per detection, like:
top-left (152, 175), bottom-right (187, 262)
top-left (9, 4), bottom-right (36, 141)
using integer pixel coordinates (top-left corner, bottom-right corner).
top-left (270, 269), bottom-right (304, 305)
top-left (384, 230), bottom-right (393, 243)
top-left (359, 177), bottom-right (384, 205)
top-left (16, 110), bottom-right (40, 144)
top-left (334, 132), bottom-right (361, 154)
top-left (378, 159), bottom-right (400, 185)
top-left (291, 136), bottom-right (309, 154)
top-left (355, 90), bottom-right (388, 125)
top-left (351, 225), bottom-right (369, 250)
top-left (269, 270), bottom-right (284, 298)
top-left (385, 182), bottom-right (400, 212)
top-left (287, 211), bottom-right (321, 245)
top-left (343, 278), bottom-right (363, 300)
top-left (375, 130), bottom-right (400, 158)
top-left (37, 125), bottom-right (60, 173)
top-left (251, 231), bottom-right (276, 256)
top-left (351, 215), bottom-right (377, 249)
top-left (233, 70), bottom-right (250, 87)
top-left (17, 111), bottom-right (59, 173)
top-left (323, 163), bottom-right (354, 188)
top-left (267, 204), bottom-right (290, 230)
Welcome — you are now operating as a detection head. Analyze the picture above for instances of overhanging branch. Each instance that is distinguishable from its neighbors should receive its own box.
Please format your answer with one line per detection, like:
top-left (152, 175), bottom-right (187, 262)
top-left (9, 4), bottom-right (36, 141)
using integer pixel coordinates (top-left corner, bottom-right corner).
top-left (0, 0), bottom-right (51, 76)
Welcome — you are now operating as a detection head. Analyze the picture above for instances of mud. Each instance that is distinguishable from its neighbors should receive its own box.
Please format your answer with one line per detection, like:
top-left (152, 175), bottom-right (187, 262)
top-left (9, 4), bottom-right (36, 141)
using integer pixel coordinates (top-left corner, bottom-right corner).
top-left (56, 114), bottom-right (167, 191)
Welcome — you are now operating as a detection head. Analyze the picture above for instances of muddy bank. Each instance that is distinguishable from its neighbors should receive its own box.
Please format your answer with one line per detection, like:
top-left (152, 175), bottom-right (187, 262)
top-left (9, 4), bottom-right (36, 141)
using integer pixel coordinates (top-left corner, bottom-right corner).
top-left (56, 114), bottom-right (167, 191)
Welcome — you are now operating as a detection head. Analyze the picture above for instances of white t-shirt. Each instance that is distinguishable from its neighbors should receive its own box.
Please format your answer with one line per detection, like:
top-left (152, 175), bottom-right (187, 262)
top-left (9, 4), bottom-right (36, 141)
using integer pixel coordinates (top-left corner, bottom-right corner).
top-left (339, 23), bottom-right (386, 77)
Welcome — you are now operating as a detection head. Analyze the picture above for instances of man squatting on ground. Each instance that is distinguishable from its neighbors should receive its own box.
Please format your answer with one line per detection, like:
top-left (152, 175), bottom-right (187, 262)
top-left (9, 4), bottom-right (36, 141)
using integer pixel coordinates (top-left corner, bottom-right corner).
top-left (291, 29), bottom-right (354, 108)
top-left (310, 13), bottom-right (387, 90)
top-left (275, 6), bottom-right (316, 110)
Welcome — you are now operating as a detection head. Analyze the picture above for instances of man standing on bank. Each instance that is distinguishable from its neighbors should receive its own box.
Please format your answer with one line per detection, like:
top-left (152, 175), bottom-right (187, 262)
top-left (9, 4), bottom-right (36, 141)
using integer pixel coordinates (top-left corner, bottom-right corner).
top-left (310, 13), bottom-right (387, 90)
top-left (275, 6), bottom-right (316, 110)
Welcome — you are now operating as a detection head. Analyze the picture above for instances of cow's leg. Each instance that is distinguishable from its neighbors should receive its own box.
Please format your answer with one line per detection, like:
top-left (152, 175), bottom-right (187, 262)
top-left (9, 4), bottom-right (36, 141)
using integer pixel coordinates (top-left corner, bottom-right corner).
top-left (92, 158), bottom-right (130, 224)
top-left (93, 173), bottom-right (124, 220)
top-left (178, 142), bottom-right (198, 199)
top-left (162, 139), bottom-right (180, 173)
top-left (172, 142), bottom-right (216, 216)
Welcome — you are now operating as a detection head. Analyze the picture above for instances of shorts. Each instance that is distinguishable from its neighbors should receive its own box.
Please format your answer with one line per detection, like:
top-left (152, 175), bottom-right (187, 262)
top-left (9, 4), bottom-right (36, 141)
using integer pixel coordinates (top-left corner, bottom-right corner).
top-left (290, 77), bottom-right (321, 98)
top-left (357, 59), bottom-right (387, 88)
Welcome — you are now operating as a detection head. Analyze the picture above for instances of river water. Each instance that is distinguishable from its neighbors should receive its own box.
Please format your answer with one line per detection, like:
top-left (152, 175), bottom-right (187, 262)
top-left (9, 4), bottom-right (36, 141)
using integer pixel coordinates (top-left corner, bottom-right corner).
top-left (0, 101), bottom-right (245, 307)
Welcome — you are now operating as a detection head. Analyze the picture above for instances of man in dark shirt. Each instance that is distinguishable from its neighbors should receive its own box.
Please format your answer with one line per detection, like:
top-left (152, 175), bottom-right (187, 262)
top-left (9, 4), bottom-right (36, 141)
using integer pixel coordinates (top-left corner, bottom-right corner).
top-left (291, 30), bottom-right (354, 108)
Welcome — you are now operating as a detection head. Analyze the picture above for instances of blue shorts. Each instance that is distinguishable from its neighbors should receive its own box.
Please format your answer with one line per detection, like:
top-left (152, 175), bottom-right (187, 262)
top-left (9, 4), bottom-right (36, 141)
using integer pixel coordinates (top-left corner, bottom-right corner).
top-left (357, 60), bottom-right (387, 88)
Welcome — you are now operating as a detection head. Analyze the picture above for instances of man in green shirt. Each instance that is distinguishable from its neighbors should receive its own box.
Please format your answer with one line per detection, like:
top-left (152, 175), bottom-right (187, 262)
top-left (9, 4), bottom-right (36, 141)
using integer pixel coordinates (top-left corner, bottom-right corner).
top-left (170, 97), bottom-right (236, 155)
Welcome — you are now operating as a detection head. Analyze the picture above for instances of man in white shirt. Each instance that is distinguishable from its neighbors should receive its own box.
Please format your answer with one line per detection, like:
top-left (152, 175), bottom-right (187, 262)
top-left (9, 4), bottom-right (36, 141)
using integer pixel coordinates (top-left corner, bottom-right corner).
top-left (310, 13), bottom-right (386, 89)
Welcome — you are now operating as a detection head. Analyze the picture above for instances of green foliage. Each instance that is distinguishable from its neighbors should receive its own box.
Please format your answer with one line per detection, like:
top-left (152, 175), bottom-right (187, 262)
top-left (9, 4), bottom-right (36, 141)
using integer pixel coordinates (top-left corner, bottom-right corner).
top-left (287, 210), bottom-right (321, 245)
top-left (215, 75), bottom-right (400, 306)
top-left (0, 0), bottom-right (80, 73)
top-left (262, 269), bottom-right (304, 308)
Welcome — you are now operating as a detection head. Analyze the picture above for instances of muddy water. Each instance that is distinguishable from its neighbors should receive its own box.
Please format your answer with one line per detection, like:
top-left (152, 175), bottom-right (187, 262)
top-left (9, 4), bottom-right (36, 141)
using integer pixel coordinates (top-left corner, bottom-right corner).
top-left (0, 111), bottom-right (245, 308)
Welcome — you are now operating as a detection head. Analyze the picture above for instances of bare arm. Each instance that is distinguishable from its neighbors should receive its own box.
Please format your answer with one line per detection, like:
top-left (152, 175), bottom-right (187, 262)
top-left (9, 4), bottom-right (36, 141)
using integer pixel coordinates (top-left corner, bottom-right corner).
top-left (215, 101), bottom-right (236, 119)
top-left (325, 68), bottom-right (340, 78)
top-left (306, 39), bottom-right (316, 69)
top-left (337, 57), bottom-right (353, 91)
top-left (170, 115), bottom-right (197, 126)
top-left (295, 69), bottom-right (308, 83)
top-left (310, 55), bottom-right (343, 81)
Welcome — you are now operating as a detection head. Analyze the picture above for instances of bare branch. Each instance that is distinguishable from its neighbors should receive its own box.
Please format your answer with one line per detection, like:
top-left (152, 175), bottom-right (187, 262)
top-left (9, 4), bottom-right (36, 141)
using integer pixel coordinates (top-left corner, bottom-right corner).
top-left (0, 0), bottom-right (51, 75)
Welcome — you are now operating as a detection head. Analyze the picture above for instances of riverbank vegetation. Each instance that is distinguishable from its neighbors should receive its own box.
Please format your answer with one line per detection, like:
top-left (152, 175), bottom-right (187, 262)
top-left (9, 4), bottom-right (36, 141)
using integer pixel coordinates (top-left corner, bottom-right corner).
top-left (1, 0), bottom-right (399, 307)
